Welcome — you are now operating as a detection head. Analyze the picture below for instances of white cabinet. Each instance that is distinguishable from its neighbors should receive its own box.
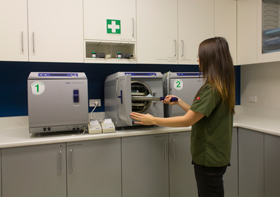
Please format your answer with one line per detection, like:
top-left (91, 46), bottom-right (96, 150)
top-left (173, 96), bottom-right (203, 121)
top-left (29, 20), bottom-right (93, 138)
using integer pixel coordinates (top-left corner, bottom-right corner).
top-left (0, 0), bottom-right (28, 61)
top-left (28, 0), bottom-right (83, 63)
top-left (237, 0), bottom-right (280, 65)
top-left (84, 0), bottom-right (136, 42)
top-left (178, 0), bottom-right (215, 65)
top-left (0, 0), bottom-right (83, 63)
top-left (137, 0), bottom-right (178, 64)
top-left (257, 0), bottom-right (280, 63)
top-left (215, 0), bottom-right (237, 65)
top-left (237, 0), bottom-right (258, 65)
top-left (84, 0), bottom-right (136, 64)
top-left (137, 0), bottom-right (215, 65)
top-left (2, 143), bottom-right (67, 197)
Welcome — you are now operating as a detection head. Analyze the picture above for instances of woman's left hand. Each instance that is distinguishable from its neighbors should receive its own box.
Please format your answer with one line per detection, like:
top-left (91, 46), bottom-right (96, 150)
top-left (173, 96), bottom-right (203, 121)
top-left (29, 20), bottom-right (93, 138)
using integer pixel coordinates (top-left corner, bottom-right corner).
top-left (130, 112), bottom-right (155, 125)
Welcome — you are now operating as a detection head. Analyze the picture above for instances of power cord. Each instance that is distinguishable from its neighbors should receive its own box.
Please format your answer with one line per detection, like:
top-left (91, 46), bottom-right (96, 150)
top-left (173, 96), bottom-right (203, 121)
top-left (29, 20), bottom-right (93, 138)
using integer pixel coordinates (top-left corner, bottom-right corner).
top-left (90, 101), bottom-right (99, 121)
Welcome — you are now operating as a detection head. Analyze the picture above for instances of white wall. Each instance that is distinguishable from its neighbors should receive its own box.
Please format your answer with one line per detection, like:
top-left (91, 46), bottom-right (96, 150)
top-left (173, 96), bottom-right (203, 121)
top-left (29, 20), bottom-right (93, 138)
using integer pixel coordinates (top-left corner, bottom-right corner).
top-left (240, 62), bottom-right (280, 118)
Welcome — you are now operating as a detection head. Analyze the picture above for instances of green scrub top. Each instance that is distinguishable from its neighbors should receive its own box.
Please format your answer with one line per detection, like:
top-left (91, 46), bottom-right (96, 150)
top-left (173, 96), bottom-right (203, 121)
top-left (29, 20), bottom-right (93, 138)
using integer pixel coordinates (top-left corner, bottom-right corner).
top-left (190, 83), bottom-right (233, 167)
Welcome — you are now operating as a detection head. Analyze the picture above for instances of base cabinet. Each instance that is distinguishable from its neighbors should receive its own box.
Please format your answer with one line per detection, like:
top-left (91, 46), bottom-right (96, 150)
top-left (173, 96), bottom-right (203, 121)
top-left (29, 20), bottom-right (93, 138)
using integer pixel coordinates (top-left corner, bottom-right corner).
top-left (169, 132), bottom-right (197, 197)
top-left (2, 143), bottom-right (66, 197)
top-left (264, 134), bottom-right (280, 197)
top-left (67, 138), bottom-right (121, 197)
top-left (239, 128), bottom-right (264, 197)
top-left (122, 134), bottom-right (169, 197)
top-left (4, 127), bottom-right (280, 196)
top-left (224, 127), bottom-right (238, 197)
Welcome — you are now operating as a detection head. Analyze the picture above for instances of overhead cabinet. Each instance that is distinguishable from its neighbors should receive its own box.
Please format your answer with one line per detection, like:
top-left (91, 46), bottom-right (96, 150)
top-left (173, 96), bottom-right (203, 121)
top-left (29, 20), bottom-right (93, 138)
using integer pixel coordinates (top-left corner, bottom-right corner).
top-left (84, 0), bottom-right (136, 63)
top-left (178, 0), bottom-right (215, 65)
top-left (215, 0), bottom-right (237, 65)
top-left (0, 0), bottom-right (28, 61)
top-left (0, 0), bottom-right (83, 63)
top-left (84, 0), bottom-right (136, 42)
top-left (238, 0), bottom-right (280, 65)
top-left (28, 0), bottom-right (83, 63)
top-left (136, 0), bottom-right (178, 64)
top-left (257, 0), bottom-right (280, 63)
top-left (137, 0), bottom-right (235, 65)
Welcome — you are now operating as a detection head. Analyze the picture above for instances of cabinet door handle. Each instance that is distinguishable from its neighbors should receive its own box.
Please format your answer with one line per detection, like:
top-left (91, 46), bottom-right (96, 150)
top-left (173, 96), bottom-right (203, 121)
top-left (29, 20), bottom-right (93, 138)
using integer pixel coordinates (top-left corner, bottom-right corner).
top-left (59, 150), bottom-right (62, 175)
top-left (132, 18), bottom-right (134, 37)
top-left (69, 149), bottom-right (73, 173)
top-left (172, 139), bottom-right (176, 158)
top-left (21, 31), bottom-right (24, 52)
top-left (174, 40), bottom-right (177, 57)
top-left (181, 40), bottom-right (184, 57)
top-left (32, 32), bottom-right (35, 52)
top-left (164, 139), bottom-right (167, 160)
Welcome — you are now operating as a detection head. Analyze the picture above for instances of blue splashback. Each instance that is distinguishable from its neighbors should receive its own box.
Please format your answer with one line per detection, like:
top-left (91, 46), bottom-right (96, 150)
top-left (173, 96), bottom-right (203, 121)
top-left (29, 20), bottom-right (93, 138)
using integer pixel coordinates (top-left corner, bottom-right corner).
top-left (0, 61), bottom-right (240, 117)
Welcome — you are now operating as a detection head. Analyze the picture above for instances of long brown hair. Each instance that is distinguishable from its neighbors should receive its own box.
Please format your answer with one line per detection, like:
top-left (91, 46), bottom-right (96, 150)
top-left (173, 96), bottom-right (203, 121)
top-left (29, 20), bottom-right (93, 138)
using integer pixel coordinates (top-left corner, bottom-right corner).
top-left (198, 37), bottom-right (235, 114)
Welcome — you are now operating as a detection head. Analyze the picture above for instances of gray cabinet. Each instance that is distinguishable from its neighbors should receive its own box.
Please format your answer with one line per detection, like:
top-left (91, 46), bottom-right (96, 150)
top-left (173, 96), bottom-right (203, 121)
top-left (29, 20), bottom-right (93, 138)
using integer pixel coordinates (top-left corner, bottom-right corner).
top-left (122, 134), bottom-right (169, 197)
top-left (67, 138), bottom-right (121, 197)
top-left (2, 143), bottom-right (66, 197)
top-left (169, 132), bottom-right (197, 197)
top-left (239, 128), bottom-right (264, 197)
top-left (0, 149), bottom-right (1, 196)
top-left (224, 127), bottom-right (238, 197)
top-left (264, 133), bottom-right (280, 197)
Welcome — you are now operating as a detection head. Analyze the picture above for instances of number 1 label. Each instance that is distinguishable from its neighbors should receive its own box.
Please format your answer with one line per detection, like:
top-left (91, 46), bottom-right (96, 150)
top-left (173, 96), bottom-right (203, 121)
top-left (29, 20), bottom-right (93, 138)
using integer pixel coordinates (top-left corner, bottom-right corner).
top-left (31, 81), bottom-right (45, 95)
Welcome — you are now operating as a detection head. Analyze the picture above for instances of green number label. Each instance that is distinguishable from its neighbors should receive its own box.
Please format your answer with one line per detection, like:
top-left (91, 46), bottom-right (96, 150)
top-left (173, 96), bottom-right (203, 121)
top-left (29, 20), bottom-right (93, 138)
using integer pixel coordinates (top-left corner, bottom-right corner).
top-left (31, 81), bottom-right (45, 95)
top-left (35, 84), bottom-right (39, 92)
top-left (174, 79), bottom-right (183, 90)
top-left (176, 81), bottom-right (181, 88)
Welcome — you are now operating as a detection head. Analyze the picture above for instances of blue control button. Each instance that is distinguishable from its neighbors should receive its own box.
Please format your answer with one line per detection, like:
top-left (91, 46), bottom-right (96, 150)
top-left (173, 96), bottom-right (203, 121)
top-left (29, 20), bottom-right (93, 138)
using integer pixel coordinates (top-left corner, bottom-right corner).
top-left (73, 90), bottom-right (79, 103)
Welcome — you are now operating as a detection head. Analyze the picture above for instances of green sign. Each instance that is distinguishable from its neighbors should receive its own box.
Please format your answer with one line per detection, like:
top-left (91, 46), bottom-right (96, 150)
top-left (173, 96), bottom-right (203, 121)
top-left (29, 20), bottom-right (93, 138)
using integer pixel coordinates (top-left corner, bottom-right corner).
top-left (107, 19), bottom-right (121, 34)
top-left (174, 79), bottom-right (183, 90)
top-left (31, 81), bottom-right (45, 95)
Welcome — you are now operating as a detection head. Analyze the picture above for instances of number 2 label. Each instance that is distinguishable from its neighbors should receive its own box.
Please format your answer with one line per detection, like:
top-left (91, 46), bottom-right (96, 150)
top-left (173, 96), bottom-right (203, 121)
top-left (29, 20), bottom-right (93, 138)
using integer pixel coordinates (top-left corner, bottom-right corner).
top-left (174, 79), bottom-right (183, 90)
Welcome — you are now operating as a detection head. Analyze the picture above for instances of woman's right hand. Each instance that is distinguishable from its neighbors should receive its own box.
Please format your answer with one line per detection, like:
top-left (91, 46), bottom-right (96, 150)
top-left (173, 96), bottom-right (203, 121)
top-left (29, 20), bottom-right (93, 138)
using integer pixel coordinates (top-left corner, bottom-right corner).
top-left (162, 95), bottom-right (179, 105)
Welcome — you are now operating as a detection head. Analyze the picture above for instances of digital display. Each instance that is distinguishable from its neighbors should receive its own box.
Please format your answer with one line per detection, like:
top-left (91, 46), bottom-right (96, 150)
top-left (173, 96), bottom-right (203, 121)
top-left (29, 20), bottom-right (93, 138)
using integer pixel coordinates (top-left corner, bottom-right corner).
top-left (125, 73), bottom-right (157, 76)
top-left (50, 73), bottom-right (68, 76)
top-left (177, 73), bottom-right (200, 76)
top-left (38, 73), bottom-right (78, 77)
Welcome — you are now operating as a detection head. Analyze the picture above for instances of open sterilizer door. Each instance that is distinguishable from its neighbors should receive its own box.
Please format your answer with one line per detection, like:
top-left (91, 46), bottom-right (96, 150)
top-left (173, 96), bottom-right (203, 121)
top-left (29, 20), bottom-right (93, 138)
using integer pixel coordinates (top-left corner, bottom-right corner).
top-left (117, 74), bottom-right (133, 126)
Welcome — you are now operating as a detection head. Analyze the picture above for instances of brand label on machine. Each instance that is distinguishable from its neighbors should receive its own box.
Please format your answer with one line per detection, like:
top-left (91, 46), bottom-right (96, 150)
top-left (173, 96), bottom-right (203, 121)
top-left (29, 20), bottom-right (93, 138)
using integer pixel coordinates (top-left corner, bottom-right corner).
top-left (107, 19), bottom-right (121, 34)
top-left (31, 81), bottom-right (45, 95)
top-left (174, 79), bottom-right (183, 90)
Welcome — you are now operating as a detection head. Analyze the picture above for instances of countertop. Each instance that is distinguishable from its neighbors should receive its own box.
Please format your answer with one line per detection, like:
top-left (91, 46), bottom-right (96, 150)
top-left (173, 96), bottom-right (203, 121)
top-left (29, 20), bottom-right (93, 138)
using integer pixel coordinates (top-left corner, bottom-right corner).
top-left (0, 114), bottom-right (279, 148)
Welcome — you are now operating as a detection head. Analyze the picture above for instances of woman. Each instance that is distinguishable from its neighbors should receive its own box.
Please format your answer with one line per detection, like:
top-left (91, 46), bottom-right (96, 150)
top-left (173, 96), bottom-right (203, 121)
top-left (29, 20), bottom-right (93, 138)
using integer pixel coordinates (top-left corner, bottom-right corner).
top-left (130, 37), bottom-right (235, 197)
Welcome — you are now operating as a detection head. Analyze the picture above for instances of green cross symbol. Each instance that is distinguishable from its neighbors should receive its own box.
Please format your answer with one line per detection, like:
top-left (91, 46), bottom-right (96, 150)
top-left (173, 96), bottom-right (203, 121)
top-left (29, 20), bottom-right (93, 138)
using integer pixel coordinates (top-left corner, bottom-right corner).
top-left (107, 19), bottom-right (121, 34)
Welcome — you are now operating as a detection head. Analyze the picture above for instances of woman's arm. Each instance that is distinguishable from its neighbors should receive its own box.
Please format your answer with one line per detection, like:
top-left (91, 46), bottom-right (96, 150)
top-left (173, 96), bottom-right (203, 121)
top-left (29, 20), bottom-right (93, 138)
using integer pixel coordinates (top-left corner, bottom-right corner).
top-left (130, 110), bottom-right (204, 127)
top-left (162, 95), bottom-right (191, 113)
